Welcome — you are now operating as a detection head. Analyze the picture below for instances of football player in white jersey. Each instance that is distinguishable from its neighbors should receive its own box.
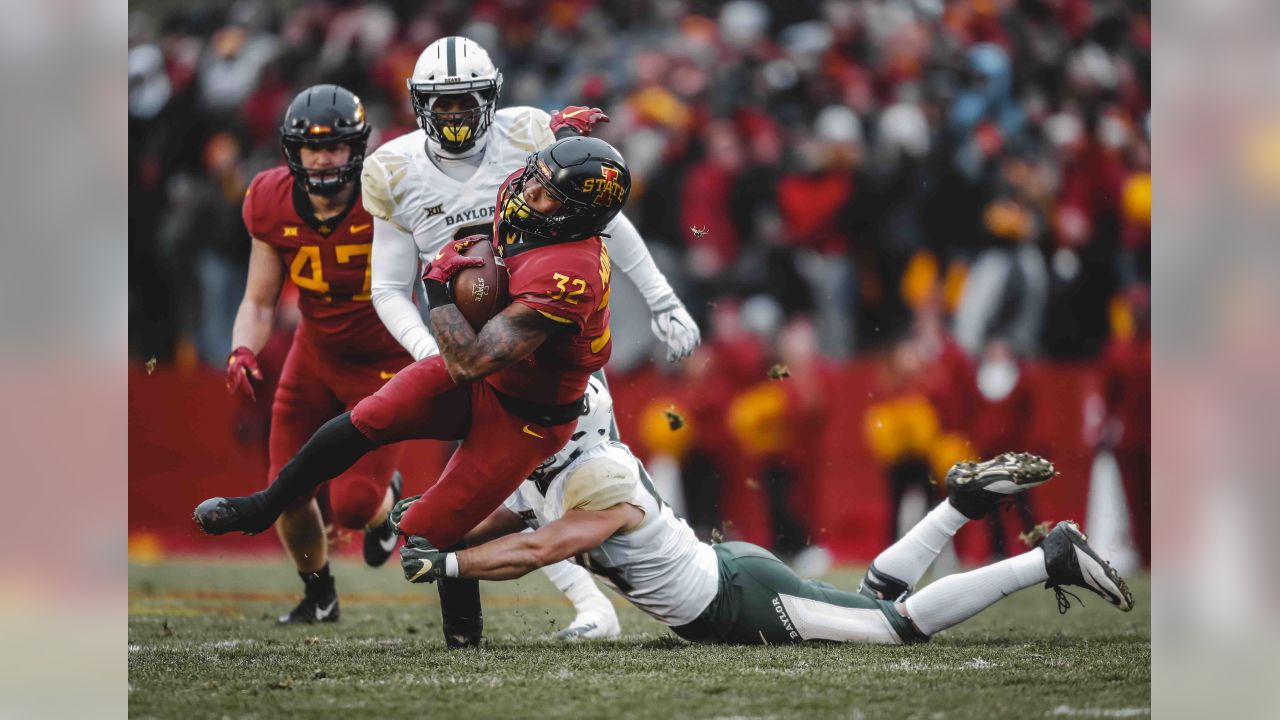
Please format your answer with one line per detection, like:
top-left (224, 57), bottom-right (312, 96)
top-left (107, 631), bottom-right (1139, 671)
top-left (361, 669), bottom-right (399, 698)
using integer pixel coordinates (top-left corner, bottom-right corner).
top-left (360, 36), bottom-right (699, 641)
top-left (392, 378), bottom-right (1135, 645)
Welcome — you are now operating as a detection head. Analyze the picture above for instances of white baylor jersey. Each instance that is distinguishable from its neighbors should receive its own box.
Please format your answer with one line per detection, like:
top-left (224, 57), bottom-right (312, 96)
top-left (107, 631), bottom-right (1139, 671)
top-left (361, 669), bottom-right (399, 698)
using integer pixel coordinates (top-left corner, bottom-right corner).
top-left (504, 442), bottom-right (720, 627)
top-left (362, 106), bottom-right (556, 255)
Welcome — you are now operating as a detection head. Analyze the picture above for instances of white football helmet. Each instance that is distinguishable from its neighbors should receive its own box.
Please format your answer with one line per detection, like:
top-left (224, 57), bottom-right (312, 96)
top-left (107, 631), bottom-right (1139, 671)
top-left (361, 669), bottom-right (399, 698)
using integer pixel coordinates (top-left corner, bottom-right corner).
top-left (407, 36), bottom-right (503, 153)
top-left (530, 376), bottom-right (614, 487)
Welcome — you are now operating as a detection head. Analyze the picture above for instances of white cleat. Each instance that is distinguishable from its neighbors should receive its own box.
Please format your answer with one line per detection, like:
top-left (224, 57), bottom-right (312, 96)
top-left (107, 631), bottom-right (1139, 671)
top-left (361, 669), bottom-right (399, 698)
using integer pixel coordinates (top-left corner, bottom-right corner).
top-left (553, 611), bottom-right (621, 640)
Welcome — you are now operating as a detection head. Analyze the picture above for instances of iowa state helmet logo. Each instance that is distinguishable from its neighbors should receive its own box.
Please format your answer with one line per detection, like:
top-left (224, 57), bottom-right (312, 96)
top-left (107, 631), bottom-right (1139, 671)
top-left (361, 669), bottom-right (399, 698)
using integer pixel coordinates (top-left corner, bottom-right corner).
top-left (582, 166), bottom-right (626, 207)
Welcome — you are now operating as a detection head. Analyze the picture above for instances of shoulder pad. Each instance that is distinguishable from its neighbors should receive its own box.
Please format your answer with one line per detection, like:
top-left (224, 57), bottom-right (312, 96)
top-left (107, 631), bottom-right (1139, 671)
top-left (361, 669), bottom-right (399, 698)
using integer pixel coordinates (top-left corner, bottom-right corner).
top-left (361, 149), bottom-right (414, 232)
top-left (563, 456), bottom-right (635, 511)
top-left (502, 107), bottom-right (556, 154)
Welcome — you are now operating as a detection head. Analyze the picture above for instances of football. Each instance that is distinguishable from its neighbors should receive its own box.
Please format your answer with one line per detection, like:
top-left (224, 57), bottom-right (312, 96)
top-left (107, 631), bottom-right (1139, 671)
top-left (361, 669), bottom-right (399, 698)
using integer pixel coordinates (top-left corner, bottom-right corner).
top-left (451, 238), bottom-right (509, 331)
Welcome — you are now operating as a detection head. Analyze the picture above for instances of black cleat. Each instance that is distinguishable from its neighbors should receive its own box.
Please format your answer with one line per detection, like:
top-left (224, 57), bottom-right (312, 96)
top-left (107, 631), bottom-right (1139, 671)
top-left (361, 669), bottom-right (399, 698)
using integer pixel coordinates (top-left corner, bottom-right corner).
top-left (278, 594), bottom-right (340, 624)
top-left (363, 471), bottom-right (403, 567)
top-left (192, 494), bottom-right (276, 535)
top-left (946, 452), bottom-right (1055, 520)
top-left (1041, 521), bottom-right (1135, 613)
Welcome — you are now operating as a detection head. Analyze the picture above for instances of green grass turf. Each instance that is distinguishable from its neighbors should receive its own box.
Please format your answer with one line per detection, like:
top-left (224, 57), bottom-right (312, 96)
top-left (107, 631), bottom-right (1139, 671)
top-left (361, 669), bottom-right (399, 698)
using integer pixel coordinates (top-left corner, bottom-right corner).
top-left (129, 557), bottom-right (1150, 719)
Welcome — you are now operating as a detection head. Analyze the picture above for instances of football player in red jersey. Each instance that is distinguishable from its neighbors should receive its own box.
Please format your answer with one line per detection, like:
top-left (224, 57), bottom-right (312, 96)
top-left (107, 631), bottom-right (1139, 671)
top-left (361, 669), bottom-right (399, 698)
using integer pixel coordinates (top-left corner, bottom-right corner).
top-left (196, 136), bottom-right (628, 578)
top-left (226, 84), bottom-right (414, 624)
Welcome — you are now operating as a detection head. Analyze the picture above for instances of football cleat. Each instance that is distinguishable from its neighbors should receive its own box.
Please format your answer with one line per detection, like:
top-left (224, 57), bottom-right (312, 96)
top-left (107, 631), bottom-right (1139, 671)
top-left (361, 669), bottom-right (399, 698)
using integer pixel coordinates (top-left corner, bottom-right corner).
top-left (362, 471), bottom-right (403, 567)
top-left (192, 494), bottom-right (276, 535)
top-left (1041, 521), bottom-right (1134, 613)
top-left (946, 452), bottom-right (1056, 520)
top-left (278, 594), bottom-right (340, 625)
top-left (553, 611), bottom-right (621, 641)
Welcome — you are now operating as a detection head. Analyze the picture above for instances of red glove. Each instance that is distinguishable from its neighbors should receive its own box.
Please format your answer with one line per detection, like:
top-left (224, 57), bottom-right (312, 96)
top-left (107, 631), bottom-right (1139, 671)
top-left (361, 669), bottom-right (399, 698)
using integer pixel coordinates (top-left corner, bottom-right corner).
top-left (423, 237), bottom-right (486, 285)
top-left (226, 346), bottom-right (262, 403)
top-left (549, 106), bottom-right (610, 137)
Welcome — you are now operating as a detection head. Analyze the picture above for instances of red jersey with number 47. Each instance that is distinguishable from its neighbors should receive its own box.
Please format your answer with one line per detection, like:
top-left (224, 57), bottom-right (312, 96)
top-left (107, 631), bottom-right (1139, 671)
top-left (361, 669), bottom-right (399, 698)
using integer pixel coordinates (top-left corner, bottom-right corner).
top-left (243, 167), bottom-right (405, 360)
top-left (486, 234), bottom-right (613, 406)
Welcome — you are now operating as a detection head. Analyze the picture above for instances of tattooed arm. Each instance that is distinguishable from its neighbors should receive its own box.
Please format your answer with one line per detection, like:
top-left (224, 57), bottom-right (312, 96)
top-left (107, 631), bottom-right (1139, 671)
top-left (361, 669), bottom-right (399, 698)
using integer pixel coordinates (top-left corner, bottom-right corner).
top-left (430, 302), bottom-right (565, 384)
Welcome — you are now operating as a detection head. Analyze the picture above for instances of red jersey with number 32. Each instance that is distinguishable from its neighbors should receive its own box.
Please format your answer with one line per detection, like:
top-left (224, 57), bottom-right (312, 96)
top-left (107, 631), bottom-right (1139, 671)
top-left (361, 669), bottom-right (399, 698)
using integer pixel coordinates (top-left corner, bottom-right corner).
top-left (486, 235), bottom-right (613, 406)
top-left (243, 167), bottom-right (405, 359)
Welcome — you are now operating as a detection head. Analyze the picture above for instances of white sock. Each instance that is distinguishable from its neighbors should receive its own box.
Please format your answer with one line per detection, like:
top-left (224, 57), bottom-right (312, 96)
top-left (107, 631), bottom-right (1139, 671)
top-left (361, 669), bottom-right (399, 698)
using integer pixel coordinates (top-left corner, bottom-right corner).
top-left (541, 560), bottom-right (613, 617)
top-left (541, 557), bottom-right (589, 592)
top-left (903, 547), bottom-right (1048, 636)
top-left (871, 499), bottom-right (971, 588)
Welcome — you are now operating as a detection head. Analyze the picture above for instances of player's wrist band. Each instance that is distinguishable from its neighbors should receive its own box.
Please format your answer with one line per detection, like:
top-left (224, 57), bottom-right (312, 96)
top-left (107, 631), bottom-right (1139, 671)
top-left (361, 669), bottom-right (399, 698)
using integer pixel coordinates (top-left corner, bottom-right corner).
top-left (424, 279), bottom-right (453, 309)
top-left (444, 553), bottom-right (459, 578)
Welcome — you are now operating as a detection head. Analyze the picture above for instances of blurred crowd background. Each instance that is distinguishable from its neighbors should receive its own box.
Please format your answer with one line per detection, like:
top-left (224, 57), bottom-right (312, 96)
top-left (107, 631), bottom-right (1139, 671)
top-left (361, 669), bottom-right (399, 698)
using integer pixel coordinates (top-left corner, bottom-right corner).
top-left (129, 0), bottom-right (1150, 567)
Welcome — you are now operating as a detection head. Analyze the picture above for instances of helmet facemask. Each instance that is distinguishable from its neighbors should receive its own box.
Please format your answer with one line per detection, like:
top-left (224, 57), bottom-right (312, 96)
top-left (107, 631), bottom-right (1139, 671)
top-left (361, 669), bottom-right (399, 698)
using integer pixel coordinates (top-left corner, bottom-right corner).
top-left (500, 156), bottom-right (605, 242)
top-left (410, 84), bottom-right (500, 154)
top-left (282, 133), bottom-right (369, 197)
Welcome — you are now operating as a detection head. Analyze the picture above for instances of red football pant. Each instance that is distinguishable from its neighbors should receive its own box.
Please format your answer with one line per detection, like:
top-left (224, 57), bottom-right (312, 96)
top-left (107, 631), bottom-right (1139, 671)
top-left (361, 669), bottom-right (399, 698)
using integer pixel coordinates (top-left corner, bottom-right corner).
top-left (271, 335), bottom-right (411, 529)
top-left (350, 355), bottom-right (574, 547)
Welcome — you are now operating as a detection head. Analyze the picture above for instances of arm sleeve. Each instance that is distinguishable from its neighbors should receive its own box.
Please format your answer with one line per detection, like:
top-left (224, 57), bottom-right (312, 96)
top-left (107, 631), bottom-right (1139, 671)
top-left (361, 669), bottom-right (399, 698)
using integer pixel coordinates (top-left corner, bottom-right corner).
top-left (603, 212), bottom-right (681, 312)
top-left (370, 217), bottom-right (439, 360)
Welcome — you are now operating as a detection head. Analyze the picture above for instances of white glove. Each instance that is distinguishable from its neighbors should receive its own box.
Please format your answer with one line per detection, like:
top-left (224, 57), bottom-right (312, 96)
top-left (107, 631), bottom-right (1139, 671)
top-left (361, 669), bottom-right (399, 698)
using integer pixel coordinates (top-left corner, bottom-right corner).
top-left (650, 302), bottom-right (701, 362)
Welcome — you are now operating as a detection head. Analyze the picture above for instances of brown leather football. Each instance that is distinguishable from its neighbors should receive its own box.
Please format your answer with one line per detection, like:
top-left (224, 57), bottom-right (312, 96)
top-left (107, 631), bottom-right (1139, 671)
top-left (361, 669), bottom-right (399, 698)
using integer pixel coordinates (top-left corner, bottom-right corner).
top-left (451, 239), bottom-right (509, 331)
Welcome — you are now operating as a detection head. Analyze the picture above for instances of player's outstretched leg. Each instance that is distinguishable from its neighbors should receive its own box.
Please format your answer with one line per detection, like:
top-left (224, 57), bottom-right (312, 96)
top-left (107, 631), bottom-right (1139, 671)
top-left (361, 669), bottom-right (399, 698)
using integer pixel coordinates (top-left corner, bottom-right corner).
top-left (946, 452), bottom-right (1056, 520)
top-left (362, 470), bottom-right (403, 567)
top-left (901, 519), bottom-right (1133, 637)
top-left (194, 413), bottom-right (378, 535)
top-left (542, 558), bottom-right (620, 640)
top-left (860, 452), bottom-right (1055, 601)
top-left (1041, 520), bottom-right (1134, 612)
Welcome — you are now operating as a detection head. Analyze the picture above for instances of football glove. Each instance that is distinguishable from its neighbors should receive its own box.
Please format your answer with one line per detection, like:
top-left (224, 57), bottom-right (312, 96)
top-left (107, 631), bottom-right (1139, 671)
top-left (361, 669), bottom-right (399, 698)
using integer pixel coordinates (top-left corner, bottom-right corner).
top-left (549, 106), bottom-right (610, 137)
top-left (388, 494), bottom-right (422, 536)
top-left (650, 302), bottom-right (701, 362)
top-left (423, 238), bottom-right (486, 285)
top-left (225, 346), bottom-right (262, 402)
top-left (401, 535), bottom-right (447, 584)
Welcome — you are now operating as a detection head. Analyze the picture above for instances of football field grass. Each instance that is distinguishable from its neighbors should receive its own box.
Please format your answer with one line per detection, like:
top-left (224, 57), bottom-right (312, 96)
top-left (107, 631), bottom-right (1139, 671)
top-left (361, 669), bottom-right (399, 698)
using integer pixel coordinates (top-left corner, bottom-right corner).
top-left (129, 557), bottom-right (1150, 719)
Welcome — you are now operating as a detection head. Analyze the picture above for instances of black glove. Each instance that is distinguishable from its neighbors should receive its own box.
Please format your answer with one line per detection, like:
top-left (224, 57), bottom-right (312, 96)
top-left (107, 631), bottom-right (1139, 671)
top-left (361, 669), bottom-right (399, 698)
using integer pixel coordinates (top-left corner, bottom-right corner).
top-left (389, 494), bottom-right (422, 536)
top-left (400, 535), bottom-right (447, 584)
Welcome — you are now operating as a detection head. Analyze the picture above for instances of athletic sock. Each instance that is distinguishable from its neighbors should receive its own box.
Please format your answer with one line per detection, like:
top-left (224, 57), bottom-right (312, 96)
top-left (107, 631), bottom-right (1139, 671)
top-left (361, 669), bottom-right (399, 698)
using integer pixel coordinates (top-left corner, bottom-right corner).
top-left (540, 558), bottom-right (612, 616)
top-left (262, 413), bottom-right (377, 514)
top-left (903, 547), bottom-right (1048, 636)
top-left (541, 557), bottom-right (581, 590)
top-left (438, 542), bottom-right (483, 649)
top-left (870, 499), bottom-right (971, 590)
top-left (562, 575), bottom-right (614, 619)
top-left (300, 563), bottom-right (335, 599)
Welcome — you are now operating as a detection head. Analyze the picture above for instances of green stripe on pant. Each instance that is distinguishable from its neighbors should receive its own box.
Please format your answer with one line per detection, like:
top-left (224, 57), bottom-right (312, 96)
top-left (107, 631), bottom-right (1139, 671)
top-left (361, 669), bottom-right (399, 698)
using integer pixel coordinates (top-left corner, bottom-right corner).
top-left (674, 542), bottom-right (926, 645)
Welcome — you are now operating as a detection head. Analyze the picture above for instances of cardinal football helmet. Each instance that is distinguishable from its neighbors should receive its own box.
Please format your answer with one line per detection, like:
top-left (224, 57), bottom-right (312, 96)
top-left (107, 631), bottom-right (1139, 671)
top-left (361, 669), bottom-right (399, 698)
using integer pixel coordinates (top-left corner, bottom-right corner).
top-left (498, 136), bottom-right (632, 244)
top-left (280, 84), bottom-right (371, 196)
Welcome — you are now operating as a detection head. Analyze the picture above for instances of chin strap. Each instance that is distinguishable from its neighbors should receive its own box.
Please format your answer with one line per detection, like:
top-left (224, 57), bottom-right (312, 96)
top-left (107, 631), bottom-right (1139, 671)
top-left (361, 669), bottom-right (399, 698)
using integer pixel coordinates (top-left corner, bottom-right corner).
top-left (426, 134), bottom-right (489, 162)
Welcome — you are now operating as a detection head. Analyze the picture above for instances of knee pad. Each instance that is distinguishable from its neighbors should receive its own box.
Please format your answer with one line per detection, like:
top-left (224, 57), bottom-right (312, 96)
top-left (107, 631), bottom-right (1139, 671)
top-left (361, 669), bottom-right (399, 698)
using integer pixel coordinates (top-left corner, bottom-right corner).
top-left (858, 562), bottom-right (913, 602)
top-left (349, 395), bottom-right (393, 443)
